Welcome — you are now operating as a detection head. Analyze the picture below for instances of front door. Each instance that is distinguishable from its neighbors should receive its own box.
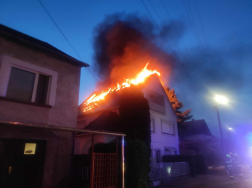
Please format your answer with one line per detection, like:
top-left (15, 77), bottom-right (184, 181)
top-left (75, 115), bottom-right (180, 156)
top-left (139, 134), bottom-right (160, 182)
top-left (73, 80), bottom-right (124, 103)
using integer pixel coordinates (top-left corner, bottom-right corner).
top-left (0, 139), bottom-right (47, 188)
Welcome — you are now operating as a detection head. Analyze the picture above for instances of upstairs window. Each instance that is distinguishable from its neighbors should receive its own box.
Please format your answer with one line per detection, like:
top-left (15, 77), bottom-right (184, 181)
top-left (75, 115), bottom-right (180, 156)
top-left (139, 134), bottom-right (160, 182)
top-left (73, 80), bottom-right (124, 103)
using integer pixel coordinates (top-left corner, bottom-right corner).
top-left (161, 120), bottom-right (175, 136)
top-left (6, 67), bottom-right (49, 104)
top-left (0, 56), bottom-right (58, 106)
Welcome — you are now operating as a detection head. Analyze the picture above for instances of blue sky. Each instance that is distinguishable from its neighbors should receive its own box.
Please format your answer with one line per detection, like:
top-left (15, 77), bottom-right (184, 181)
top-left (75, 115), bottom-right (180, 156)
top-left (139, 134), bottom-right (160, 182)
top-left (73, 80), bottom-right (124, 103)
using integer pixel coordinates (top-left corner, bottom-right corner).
top-left (1, 0), bottom-right (252, 138)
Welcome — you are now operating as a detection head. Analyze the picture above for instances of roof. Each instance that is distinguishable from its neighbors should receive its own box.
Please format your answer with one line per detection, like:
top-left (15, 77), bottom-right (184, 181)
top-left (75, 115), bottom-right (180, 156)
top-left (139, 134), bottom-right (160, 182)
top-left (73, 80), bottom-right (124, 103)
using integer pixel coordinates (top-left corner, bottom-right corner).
top-left (183, 119), bottom-right (212, 137)
top-left (79, 91), bottom-right (121, 115)
top-left (0, 24), bottom-right (89, 67)
top-left (79, 75), bottom-right (177, 118)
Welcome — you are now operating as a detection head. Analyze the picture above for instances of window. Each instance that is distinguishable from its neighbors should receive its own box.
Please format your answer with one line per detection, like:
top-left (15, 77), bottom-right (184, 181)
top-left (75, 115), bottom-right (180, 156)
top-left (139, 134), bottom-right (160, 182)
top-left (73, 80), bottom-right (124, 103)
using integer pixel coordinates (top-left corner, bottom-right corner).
top-left (0, 56), bottom-right (58, 106)
top-left (161, 120), bottom-right (175, 135)
top-left (150, 118), bottom-right (155, 133)
top-left (6, 67), bottom-right (49, 104)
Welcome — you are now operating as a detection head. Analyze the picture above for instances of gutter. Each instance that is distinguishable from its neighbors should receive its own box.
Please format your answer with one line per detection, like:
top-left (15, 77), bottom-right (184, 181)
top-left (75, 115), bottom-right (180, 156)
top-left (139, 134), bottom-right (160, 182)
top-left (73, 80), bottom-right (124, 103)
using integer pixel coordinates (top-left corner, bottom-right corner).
top-left (0, 121), bottom-right (125, 137)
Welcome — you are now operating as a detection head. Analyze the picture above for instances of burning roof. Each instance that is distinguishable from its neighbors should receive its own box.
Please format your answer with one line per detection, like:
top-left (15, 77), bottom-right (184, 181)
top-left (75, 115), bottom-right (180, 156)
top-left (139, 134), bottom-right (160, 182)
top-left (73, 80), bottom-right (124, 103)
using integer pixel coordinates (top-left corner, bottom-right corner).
top-left (81, 63), bottom-right (161, 113)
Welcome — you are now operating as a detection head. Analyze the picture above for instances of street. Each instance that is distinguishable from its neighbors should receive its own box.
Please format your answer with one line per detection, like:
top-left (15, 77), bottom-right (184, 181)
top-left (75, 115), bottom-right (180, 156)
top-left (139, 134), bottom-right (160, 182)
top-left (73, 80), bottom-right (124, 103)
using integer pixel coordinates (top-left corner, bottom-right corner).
top-left (160, 166), bottom-right (252, 188)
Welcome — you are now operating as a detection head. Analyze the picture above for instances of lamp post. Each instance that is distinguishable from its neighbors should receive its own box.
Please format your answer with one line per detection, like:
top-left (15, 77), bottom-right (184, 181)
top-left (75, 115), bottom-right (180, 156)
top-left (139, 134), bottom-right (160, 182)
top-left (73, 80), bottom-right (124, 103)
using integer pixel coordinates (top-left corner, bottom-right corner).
top-left (227, 127), bottom-right (233, 141)
top-left (214, 95), bottom-right (228, 154)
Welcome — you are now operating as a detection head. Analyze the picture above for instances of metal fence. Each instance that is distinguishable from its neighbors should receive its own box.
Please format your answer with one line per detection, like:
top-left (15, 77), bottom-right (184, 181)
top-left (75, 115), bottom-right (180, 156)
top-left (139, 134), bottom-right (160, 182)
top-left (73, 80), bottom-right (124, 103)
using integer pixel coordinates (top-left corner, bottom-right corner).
top-left (149, 162), bottom-right (190, 180)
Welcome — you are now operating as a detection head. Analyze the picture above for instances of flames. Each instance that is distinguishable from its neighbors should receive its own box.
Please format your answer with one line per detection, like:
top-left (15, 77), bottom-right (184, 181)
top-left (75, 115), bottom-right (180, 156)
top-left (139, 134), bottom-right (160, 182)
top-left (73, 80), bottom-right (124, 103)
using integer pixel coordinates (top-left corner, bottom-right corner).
top-left (83, 63), bottom-right (160, 112)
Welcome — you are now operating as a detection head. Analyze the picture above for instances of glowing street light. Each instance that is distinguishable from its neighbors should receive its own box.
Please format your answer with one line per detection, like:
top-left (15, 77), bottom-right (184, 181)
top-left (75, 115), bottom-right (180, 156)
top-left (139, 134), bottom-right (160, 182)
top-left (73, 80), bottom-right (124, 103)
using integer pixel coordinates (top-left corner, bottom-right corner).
top-left (214, 95), bottom-right (229, 105)
top-left (228, 127), bottom-right (233, 131)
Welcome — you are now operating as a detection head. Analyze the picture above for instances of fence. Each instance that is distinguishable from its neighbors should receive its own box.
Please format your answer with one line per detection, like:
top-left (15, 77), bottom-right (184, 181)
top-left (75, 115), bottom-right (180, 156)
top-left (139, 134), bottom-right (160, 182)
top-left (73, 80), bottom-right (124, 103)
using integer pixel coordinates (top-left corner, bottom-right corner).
top-left (149, 162), bottom-right (190, 180)
top-left (93, 153), bottom-right (117, 188)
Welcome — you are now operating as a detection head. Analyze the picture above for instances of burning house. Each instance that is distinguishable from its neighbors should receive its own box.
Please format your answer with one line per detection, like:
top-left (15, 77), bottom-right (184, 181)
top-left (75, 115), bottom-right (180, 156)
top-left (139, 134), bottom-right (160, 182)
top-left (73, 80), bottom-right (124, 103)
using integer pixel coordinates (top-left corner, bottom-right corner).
top-left (74, 14), bottom-right (188, 186)
top-left (76, 63), bottom-right (180, 185)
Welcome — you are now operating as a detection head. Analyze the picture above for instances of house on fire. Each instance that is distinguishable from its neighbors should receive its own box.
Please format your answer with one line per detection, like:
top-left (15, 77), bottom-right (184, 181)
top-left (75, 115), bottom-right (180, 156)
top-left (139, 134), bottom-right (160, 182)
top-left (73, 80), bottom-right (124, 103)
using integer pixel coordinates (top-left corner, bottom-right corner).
top-left (0, 24), bottom-right (89, 187)
top-left (76, 74), bottom-right (180, 164)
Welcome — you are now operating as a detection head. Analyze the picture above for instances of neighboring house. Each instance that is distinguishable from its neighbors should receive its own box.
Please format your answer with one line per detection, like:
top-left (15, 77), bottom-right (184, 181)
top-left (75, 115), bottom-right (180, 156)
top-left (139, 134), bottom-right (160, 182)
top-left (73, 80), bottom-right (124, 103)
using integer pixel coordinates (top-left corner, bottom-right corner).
top-left (0, 24), bottom-right (89, 188)
top-left (181, 119), bottom-right (213, 141)
top-left (77, 75), bottom-right (179, 162)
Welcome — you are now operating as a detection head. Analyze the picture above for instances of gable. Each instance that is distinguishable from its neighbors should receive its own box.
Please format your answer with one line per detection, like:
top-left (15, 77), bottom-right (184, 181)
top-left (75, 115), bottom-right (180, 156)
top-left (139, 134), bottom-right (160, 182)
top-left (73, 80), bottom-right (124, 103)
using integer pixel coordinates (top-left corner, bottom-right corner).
top-left (142, 75), bottom-right (177, 118)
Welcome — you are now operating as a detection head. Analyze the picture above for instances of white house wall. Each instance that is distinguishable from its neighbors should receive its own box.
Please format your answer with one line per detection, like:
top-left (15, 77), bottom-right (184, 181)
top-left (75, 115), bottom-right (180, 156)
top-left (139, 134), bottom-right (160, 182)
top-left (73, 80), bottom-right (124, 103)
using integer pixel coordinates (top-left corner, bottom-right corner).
top-left (142, 76), bottom-right (179, 162)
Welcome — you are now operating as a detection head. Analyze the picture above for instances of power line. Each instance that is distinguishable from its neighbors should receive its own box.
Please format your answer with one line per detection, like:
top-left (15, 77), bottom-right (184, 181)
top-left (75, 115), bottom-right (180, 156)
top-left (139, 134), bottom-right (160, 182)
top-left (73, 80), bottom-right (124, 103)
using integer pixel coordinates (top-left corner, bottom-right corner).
top-left (161, 0), bottom-right (195, 60)
top-left (148, 0), bottom-right (205, 79)
top-left (141, 0), bottom-right (173, 51)
top-left (183, 0), bottom-right (205, 57)
top-left (182, 0), bottom-right (217, 77)
top-left (141, 0), bottom-right (202, 91)
top-left (194, 0), bottom-right (216, 72)
top-left (38, 0), bottom-right (99, 82)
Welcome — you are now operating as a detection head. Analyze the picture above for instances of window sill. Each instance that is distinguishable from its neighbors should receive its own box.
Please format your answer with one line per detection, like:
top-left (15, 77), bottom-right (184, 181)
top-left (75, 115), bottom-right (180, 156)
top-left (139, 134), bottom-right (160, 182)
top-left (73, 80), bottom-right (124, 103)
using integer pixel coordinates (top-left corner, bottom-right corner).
top-left (0, 96), bottom-right (52, 108)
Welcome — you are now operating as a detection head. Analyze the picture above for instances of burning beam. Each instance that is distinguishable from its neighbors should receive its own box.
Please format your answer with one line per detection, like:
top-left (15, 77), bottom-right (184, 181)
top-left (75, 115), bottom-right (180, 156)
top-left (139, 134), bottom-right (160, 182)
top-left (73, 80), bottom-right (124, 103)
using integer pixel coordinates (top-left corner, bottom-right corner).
top-left (83, 63), bottom-right (160, 112)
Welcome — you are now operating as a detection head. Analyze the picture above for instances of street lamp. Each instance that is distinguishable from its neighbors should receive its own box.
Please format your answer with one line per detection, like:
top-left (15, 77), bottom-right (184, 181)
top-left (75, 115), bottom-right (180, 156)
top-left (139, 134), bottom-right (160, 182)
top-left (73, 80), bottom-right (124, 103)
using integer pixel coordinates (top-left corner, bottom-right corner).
top-left (227, 127), bottom-right (233, 141)
top-left (214, 95), bottom-right (229, 154)
top-left (214, 95), bottom-right (228, 105)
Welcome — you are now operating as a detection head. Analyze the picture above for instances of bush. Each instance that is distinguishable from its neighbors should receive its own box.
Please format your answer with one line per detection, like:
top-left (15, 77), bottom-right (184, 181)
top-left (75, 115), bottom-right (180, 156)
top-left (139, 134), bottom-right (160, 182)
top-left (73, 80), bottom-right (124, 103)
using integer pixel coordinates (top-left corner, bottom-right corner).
top-left (125, 139), bottom-right (150, 188)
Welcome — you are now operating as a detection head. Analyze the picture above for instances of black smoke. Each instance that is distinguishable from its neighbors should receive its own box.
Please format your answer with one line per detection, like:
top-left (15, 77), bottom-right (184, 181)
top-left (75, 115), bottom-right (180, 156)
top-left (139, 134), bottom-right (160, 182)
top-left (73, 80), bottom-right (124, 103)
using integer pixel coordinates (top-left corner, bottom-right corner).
top-left (92, 13), bottom-right (184, 87)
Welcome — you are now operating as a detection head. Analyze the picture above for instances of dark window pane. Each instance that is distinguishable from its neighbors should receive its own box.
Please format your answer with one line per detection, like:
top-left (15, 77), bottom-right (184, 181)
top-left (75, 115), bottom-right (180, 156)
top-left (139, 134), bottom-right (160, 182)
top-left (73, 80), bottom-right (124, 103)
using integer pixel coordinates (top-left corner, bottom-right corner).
top-left (35, 74), bottom-right (49, 104)
top-left (6, 67), bottom-right (35, 102)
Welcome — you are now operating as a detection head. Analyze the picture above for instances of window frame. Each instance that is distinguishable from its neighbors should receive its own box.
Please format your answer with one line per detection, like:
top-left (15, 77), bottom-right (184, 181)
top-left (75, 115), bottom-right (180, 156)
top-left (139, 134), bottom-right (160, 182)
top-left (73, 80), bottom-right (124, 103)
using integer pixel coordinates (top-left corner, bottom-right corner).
top-left (0, 56), bottom-right (58, 106)
top-left (161, 119), bottom-right (175, 136)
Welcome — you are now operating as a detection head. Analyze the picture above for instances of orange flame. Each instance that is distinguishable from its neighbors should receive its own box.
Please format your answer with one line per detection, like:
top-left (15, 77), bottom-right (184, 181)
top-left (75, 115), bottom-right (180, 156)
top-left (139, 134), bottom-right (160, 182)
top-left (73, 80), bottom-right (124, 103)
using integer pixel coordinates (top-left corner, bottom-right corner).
top-left (83, 63), bottom-right (160, 112)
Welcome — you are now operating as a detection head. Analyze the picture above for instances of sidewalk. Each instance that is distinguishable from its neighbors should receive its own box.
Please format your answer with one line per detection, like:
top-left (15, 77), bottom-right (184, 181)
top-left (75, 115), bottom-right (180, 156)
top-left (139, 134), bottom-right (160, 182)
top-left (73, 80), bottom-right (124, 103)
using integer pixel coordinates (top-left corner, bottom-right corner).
top-left (158, 166), bottom-right (252, 188)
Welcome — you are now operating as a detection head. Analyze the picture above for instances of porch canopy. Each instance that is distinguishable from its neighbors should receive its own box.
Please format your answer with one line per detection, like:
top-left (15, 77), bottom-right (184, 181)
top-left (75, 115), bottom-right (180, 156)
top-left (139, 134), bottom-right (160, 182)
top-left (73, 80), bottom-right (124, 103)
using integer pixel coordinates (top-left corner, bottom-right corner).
top-left (0, 121), bottom-right (125, 188)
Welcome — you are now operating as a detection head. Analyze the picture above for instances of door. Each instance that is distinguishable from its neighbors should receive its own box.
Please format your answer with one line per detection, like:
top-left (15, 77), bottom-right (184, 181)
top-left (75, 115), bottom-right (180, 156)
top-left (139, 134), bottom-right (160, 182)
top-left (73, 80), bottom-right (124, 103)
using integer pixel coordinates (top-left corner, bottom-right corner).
top-left (0, 139), bottom-right (47, 188)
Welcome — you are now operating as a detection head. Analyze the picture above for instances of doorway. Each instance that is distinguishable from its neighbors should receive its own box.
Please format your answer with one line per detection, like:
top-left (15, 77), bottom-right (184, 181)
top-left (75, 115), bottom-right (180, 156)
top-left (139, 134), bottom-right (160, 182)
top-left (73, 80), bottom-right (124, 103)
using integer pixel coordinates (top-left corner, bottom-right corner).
top-left (0, 139), bottom-right (47, 188)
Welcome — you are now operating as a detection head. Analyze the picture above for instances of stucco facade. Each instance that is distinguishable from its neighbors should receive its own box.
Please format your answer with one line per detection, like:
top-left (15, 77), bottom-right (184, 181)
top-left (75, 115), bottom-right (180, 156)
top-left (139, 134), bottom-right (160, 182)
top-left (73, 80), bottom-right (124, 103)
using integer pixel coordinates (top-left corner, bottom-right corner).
top-left (0, 37), bottom-right (80, 127)
top-left (142, 76), bottom-right (179, 163)
top-left (0, 25), bottom-right (87, 188)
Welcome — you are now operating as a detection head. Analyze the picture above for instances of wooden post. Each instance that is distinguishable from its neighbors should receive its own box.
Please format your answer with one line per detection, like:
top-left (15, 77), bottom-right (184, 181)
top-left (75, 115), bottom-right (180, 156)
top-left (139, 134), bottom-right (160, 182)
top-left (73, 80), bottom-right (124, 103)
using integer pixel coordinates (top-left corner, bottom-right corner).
top-left (115, 136), bottom-right (118, 188)
top-left (122, 136), bottom-right (125, 188)
top-left (90, 134), bottom-right (94, 188)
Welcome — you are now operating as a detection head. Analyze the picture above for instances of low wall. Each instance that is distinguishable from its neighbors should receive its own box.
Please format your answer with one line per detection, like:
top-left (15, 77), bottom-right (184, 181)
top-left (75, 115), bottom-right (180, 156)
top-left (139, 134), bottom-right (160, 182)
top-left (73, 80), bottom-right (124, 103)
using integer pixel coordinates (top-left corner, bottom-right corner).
top-left (149, 162), bottom-right (190, 180)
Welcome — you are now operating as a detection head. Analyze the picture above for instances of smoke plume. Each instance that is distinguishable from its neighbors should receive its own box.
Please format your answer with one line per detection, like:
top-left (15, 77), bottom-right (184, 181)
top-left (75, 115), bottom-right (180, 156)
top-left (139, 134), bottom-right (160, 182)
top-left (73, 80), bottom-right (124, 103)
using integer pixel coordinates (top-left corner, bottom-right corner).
top-left (93, 13), bottom-right (181, 88)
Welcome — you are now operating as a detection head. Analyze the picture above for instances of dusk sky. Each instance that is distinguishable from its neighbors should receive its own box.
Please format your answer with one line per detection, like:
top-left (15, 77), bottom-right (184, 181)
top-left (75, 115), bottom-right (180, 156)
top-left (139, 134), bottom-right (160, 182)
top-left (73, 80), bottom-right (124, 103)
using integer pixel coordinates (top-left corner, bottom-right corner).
top-left (1, 0), bottom-right (252, 138)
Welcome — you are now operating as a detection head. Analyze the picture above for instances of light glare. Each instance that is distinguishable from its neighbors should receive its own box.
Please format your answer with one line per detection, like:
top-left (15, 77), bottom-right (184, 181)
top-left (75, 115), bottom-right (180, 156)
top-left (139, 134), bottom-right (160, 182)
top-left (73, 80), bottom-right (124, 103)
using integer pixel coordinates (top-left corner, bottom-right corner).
top-left (214, 95), bottom-right (228, 105)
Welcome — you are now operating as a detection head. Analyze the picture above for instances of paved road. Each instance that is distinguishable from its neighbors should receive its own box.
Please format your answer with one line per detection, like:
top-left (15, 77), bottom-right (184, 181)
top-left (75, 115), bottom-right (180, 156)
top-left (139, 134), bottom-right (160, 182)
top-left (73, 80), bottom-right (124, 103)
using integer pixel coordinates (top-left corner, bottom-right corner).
top-left (160, 166), bottom-right (252, 188)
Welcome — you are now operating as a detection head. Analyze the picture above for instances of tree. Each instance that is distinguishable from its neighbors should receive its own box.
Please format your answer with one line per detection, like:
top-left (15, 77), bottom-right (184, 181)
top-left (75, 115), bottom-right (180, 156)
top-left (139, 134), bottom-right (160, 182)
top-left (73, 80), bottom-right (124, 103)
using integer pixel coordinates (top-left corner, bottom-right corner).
top-left (119, 85), bottom-right (151, 153)
top-left (165, 87), bottom-right (192, 130)
top-left (125, 140), bottom-right (149, 188)
top-left (119, 86), bottom-right (151, 188)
